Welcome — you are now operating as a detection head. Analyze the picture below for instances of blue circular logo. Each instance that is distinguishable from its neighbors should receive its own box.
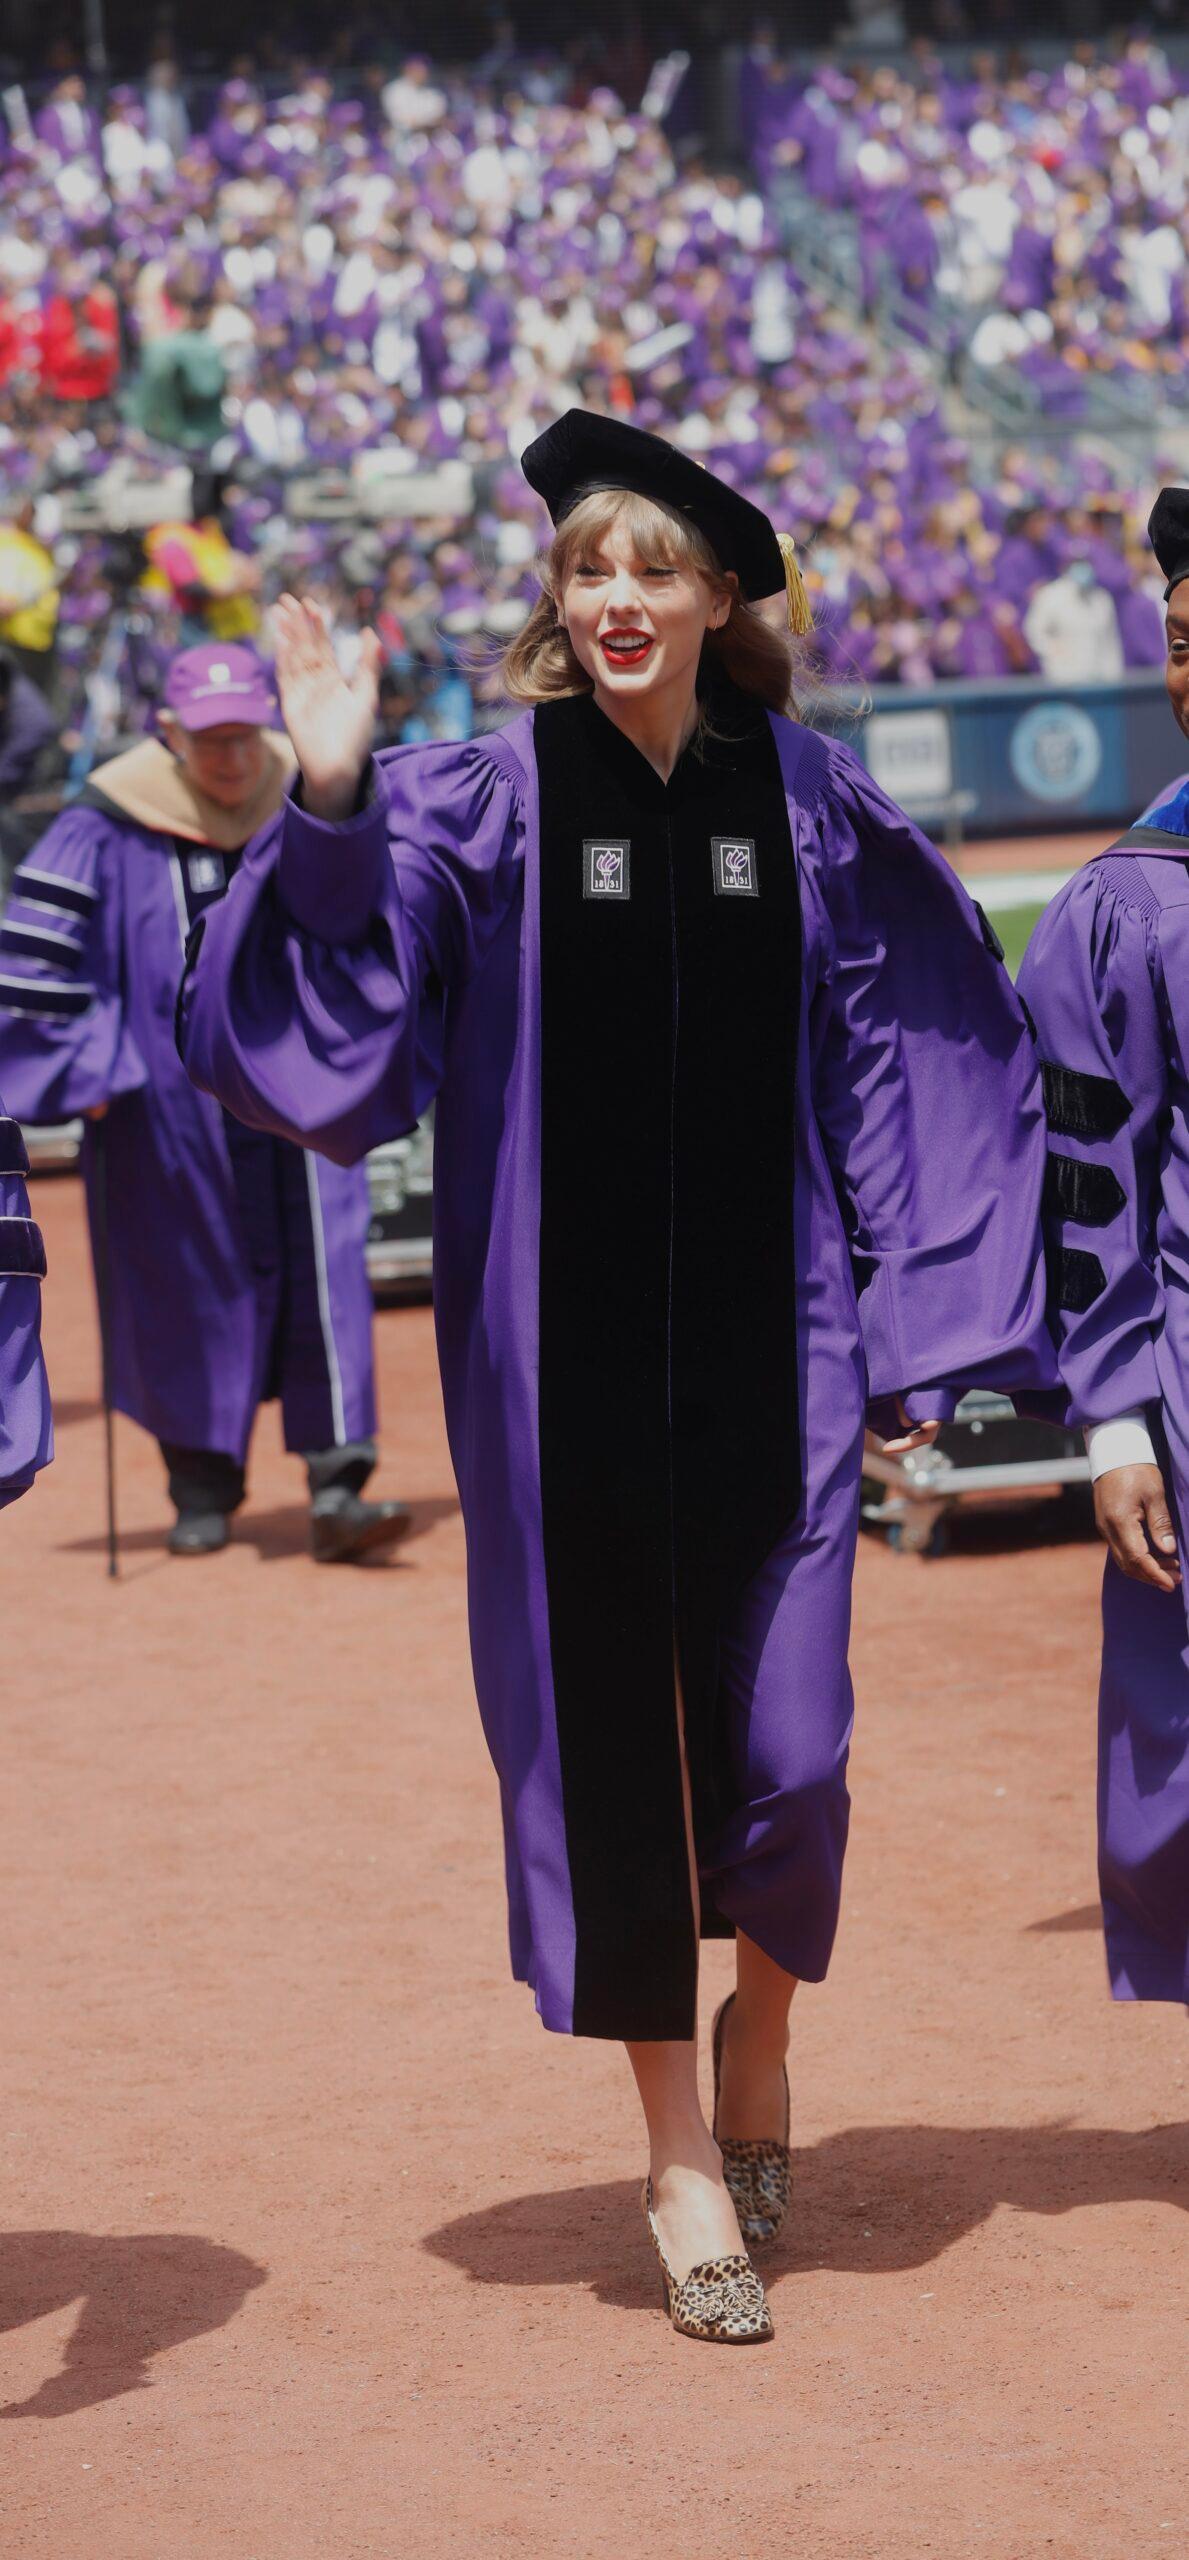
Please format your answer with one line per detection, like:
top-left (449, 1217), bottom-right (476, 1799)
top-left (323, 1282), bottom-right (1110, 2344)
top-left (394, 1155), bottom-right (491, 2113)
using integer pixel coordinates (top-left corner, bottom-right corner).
top-left (1009, 702), bottom-right (1103, 806)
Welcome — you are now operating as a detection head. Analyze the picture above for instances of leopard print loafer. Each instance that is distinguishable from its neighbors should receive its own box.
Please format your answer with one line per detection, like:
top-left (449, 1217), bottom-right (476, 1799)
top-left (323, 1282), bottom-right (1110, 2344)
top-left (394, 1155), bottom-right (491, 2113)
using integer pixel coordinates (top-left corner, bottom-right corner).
top-left (642, 2181), bottom-right (774, 2344)
top-left (711, 1993), bottom-right (792, 2248)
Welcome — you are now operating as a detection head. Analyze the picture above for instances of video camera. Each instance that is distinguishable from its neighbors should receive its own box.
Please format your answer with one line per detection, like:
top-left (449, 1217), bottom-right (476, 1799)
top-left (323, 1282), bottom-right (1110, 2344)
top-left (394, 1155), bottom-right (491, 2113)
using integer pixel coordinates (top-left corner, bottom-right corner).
top-left (56, 460), bottom-right (194, 538)
top-left (288, 457), bottom-right (475, 523)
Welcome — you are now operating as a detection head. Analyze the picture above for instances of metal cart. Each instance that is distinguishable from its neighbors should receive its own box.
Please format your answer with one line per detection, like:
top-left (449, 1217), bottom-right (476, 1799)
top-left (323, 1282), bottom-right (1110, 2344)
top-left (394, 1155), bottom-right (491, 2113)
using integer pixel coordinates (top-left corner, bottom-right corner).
top-left (861, 1390), bottom-right (1090, 1555)
top-left (363, 1114), bottom-right (434, 1297)
top-left (19, 1116), bottom-right (436, 1299)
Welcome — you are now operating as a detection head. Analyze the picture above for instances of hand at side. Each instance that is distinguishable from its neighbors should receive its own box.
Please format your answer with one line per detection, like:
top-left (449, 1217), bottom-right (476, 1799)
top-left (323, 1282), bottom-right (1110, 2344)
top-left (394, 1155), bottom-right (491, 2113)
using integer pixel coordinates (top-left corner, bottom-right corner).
top-left (1094, 1463), bottom-right (1180, 1592)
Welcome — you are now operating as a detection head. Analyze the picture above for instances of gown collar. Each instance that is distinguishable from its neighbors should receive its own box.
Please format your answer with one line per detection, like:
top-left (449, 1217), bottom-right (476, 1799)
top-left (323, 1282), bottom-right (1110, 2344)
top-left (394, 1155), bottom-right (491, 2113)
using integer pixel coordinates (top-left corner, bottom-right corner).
top-left (1102, 772), bottom-right (1189, 859)
top-left (571, 684), bottom-right (767, 812)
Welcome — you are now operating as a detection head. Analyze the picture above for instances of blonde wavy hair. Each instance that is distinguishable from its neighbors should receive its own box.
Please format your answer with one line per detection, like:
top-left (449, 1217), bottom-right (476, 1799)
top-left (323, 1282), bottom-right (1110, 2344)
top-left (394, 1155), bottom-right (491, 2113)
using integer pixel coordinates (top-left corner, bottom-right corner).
top-left (499, 488), bottom-right (802, 717)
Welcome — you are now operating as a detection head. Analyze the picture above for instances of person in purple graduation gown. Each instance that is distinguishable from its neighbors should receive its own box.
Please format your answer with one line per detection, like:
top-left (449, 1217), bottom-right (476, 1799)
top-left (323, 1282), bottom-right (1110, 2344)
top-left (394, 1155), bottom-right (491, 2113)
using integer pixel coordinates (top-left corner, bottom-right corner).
top-left (0, 642), bottom-right (407, 1565)
top-left (0, 1095), bottom-right (52, 1507)
top-left (1018, 484), bottom-right (1189, 2013)
top-left (179, 411), bottom-right (1055, 2344)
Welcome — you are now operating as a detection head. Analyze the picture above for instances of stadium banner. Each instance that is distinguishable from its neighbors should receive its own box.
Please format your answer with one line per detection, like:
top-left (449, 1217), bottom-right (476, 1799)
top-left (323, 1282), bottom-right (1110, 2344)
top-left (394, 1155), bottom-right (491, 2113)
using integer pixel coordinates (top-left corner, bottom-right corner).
top-left (841, 674), bottom-right (1186, 836)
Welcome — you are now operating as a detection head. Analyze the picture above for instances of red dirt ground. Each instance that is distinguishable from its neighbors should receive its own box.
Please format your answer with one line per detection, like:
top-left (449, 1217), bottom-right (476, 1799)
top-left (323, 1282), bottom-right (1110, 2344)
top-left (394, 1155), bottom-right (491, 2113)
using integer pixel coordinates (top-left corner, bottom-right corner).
top-left (956, 826), bottom-right (1106, 878)
top-left (4, 1175), bottom-right (1186, 2559)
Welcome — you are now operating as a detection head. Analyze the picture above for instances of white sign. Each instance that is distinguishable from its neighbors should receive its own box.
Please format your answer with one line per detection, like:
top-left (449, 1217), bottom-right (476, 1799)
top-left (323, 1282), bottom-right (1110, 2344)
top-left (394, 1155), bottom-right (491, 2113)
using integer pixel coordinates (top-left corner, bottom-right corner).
top-left (863, 710), bottom-right (953, 813)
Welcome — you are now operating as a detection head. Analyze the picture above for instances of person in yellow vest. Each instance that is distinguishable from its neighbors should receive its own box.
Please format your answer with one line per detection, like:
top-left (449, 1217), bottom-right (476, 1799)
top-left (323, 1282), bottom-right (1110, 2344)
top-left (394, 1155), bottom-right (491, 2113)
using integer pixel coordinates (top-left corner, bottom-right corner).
top-left (142, 473), bottom-right (260, 647)
top-left (0, 502), bottom-right (60, 696)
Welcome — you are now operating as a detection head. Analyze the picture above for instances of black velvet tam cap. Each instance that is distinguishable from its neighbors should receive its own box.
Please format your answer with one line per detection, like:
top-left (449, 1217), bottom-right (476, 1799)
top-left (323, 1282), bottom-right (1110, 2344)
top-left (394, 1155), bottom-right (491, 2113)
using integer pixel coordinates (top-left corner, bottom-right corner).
top-left (521, 408), bottom-right (787, 602)
top-left (1147, 487), bottom-right (1189, 602)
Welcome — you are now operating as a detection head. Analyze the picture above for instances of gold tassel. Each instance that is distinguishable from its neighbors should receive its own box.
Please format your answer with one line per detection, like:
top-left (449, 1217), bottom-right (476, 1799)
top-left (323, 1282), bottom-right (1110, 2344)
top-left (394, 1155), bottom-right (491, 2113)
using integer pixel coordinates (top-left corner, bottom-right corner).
top-left (776, 530), bottom-right (814, 636)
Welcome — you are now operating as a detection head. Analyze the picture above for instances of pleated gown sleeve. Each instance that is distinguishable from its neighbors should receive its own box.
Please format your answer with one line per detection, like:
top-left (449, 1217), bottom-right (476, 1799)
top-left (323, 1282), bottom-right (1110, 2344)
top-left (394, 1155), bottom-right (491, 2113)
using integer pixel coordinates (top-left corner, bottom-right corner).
top-left (803, 737), bottom-right (1056, 1430)
top-left (178, 739), bottom-right (526, 1165)
top-left (0, 803), bottom-right (145, 1120)
top-left (1017, 861), bottom-right (1167, 1427)
top-left (0, 1102), bottom-right (52, 1506)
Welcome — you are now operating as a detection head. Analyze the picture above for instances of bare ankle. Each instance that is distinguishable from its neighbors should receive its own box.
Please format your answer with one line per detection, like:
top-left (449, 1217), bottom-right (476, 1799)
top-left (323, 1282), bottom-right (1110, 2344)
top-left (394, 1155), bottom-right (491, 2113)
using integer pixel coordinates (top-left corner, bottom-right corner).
top-left (649, 2125), bottom-right (722, 2187)
top-left (728, 1995), bottom-right (791, 2064)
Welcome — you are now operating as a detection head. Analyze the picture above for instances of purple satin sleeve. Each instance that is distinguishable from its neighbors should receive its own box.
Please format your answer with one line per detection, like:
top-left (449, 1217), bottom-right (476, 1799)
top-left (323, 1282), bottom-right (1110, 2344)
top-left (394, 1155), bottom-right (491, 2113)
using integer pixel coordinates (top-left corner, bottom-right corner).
top-left (808, 742), bottom-right (1057, 1428)
top-left (276, 776), bottom-right (392, 941)
top-left (179, 741), bottom-right (524, 1167)
top-left (0, 1107), bottom-right (52, 1502)
top-left (1017, 865), bottom-right (1165, 1427)
top-left (0, 805), bottom-right (146, 1121)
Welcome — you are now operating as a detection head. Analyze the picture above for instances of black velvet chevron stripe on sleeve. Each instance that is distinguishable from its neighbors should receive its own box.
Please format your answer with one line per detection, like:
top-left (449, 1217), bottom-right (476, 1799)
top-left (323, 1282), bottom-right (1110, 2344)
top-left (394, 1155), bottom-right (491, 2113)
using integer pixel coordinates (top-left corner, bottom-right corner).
top-left (0, 973), bottom-right (94, 1018)
top-left (1040, 1059), bottom-right (1131, 1141)
top-left (1044, 1152), bottom-right (1127, 1228)
top-left (0, 917), bottom-right (84, 965)
top-left (9, 865), bottom-right (98, 919)
top-left (1057, 1245), bottom-right (1107, 1313)
top-left (0, 1217), bottom-right (47, 1280)
top-left (0, 1117), bottom-right (30, 1178)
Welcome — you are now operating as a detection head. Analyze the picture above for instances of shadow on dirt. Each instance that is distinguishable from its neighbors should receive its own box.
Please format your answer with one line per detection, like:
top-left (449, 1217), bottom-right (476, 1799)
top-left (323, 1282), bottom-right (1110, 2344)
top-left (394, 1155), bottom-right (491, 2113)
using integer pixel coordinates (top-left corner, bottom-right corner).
top-left (424, 2119), bottom-right (1188, 2308)
top-left (0, 2230), bottom-right (266, 2418)
top-left (1027, 1903), bottom-right (1102, 1934)
top-left (61, 1492), bottom-right (459, 1566)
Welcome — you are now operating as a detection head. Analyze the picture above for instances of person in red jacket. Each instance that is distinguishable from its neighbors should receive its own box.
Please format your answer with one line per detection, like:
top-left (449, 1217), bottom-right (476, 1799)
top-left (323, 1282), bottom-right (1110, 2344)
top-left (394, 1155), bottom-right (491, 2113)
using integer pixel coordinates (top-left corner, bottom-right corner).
top-left (0, 296), bottom-right (41, 395)
top-left (38, 267), bottom-right (119, 405)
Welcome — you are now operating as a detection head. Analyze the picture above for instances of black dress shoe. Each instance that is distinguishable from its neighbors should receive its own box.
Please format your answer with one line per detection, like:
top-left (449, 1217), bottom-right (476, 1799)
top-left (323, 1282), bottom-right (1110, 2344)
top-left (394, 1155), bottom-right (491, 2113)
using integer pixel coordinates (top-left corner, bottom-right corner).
top-left (309, 1495), bottom-right (413, 1565)
top-left (168, 1511), bottom-right (230, 1556)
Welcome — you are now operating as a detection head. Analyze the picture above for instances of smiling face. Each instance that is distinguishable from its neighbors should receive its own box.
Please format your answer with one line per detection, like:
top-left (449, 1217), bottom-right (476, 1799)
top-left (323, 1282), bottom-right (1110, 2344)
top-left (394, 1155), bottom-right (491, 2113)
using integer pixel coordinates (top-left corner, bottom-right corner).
top-left (554, 493), bottom-right (732, 717)
top-left (160, 715), bottom-right (271, 810)
top-left (1166, 583), bottom-right (1189, 738)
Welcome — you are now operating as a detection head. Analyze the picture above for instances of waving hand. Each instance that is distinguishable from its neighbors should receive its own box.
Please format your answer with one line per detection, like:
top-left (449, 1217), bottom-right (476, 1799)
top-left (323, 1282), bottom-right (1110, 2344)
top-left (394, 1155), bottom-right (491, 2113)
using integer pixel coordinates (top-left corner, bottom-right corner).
top-left (273, 593), bottom-right (383, 822)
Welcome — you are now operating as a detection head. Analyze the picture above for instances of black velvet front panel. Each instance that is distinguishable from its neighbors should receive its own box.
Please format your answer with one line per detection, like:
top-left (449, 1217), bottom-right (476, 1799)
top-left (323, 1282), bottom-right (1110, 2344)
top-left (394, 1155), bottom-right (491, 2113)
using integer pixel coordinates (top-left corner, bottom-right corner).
top-left (535, 689), bottom-right (802, 2040)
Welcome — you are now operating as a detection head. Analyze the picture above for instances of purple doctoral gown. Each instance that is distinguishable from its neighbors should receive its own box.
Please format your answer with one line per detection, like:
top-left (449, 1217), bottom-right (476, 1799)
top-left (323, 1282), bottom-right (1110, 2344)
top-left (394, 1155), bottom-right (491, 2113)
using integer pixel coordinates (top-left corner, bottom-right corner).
top-left (0, 801), bottom-right (376, 1463)
top-left (0, 1098), bottom-right (52, 1506)
top-left (179, 705), bottom-right (1055, 2038)
top-left (1019, 781), bottom-right (1189, 2003)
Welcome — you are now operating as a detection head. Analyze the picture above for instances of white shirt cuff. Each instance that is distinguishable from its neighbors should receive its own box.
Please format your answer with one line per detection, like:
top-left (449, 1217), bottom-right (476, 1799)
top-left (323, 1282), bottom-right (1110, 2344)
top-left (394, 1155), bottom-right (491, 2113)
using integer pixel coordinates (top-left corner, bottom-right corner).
top-left (1084, 1412), bottom-right (1158, 1480)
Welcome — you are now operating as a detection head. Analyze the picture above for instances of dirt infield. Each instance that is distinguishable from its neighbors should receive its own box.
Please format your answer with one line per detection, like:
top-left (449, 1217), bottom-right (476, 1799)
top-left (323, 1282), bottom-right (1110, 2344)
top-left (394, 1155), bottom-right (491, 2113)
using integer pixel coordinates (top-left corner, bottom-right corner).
top-left (4, 1175), bottom-right (1186, 2559)
top-left (955, 826), bottom-right (1107, 879)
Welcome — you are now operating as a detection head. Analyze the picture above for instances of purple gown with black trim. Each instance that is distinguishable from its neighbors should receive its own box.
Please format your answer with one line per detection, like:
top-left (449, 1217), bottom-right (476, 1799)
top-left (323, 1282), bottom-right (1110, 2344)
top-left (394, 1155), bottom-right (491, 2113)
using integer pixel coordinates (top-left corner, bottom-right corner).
top-left (1019, 774), bottom-right (1189, 2003)
top-left (0, 1099), bottom-right (52, 1506)
top-left (0, 799), bottom-right (376, 1464)
top-left (180, 696), bottom-right (1055, 2039)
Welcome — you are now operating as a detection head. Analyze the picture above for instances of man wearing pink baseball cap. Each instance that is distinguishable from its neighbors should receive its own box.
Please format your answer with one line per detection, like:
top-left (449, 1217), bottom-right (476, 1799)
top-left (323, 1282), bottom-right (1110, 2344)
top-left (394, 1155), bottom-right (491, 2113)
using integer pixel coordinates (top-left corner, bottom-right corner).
top-left (0, 641), bottom-right (408, 1562)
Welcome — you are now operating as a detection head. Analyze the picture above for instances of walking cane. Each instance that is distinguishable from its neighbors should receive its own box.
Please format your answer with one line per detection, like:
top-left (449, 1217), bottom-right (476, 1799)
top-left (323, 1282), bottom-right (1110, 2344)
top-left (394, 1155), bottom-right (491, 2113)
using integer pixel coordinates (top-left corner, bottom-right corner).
top-left (90, 1112), bottom-right (119, 1579)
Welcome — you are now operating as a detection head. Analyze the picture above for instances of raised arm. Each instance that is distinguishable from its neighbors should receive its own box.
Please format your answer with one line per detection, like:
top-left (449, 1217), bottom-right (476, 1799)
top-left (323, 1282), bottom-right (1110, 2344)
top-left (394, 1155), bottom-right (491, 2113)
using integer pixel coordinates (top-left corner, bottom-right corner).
top-left (178, 598), bottom-right (524, 1165)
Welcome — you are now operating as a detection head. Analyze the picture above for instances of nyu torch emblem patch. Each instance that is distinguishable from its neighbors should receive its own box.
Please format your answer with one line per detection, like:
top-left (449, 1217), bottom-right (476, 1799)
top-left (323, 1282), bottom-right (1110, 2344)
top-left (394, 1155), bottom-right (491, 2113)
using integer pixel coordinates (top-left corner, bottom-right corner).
top-left (583, 839), bottom-right (631, 900)
top-left (712, 837), bottom-right (758, 897)
top-left (187, 852), bottom-right (226, 896)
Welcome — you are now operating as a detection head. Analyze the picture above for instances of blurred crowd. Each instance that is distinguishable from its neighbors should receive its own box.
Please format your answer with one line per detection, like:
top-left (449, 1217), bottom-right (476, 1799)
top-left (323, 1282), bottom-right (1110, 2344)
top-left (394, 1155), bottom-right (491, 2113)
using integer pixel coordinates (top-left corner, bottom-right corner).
top-left (743, 33), bottom-right (1189, 410)
top-left (0, 29), bottom-right (1178, 775)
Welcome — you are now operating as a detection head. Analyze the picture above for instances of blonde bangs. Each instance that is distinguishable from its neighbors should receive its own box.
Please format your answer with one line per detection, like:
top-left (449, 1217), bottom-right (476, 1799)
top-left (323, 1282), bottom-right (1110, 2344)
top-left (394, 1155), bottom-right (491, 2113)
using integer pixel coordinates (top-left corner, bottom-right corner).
top-left (546, 488), bottom-right (721, 586)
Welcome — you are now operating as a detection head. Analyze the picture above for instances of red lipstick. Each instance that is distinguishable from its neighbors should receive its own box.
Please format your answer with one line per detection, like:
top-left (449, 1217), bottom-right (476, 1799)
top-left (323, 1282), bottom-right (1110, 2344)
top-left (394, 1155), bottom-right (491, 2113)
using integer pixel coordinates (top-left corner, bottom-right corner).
top-left (600, 631), bottom-right (654, 667)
